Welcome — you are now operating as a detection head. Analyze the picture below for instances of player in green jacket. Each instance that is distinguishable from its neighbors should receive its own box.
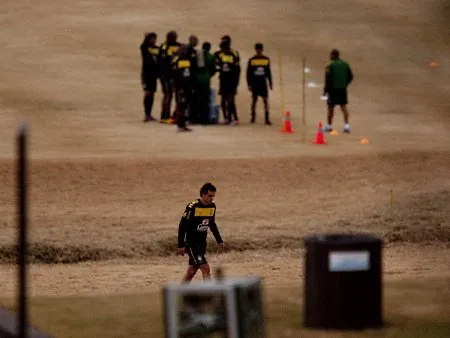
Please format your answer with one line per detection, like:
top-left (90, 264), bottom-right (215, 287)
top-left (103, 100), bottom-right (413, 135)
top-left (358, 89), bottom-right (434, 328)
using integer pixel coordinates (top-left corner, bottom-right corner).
top-left (323, 49), bottom-right (354, 133)
top-left (196, 42), bottom-right (217, 124)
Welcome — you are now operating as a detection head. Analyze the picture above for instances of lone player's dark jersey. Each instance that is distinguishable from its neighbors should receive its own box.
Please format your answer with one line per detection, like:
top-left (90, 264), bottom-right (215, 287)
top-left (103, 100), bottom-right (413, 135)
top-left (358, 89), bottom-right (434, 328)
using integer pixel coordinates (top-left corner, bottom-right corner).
top-left (158, 41), bottom-right (181, 78)
top-left (246, 54), bottom-right (272, 88)
top-left (171, 55), bottom-right (196, 88)
top-left (178, 199), bottom-right (223, 248)
top-left (214, 50), bottom-right (240, 86)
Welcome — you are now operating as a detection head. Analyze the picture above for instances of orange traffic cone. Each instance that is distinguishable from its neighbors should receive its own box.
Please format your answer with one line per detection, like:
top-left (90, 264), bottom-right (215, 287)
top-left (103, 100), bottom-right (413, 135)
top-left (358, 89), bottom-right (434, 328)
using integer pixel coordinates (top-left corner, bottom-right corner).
top-left (312, 122), bottom-right (327, 144)
top-left (280, 111), bottom-right (293, 133)
top-left (429, 60), bottom-right (438, 68)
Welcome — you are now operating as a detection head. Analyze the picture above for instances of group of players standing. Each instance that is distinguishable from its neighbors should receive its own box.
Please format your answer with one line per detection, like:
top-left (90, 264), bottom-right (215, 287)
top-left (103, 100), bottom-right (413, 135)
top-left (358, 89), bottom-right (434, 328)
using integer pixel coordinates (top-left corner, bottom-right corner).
top-left (140, 31), bottom-right (273, 132)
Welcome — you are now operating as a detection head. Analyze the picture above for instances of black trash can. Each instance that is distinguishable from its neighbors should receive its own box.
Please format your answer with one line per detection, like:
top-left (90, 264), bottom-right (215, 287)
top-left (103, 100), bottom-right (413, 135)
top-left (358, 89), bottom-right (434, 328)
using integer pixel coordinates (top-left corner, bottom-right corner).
top-left (303, 233), bottom-right (383, 330)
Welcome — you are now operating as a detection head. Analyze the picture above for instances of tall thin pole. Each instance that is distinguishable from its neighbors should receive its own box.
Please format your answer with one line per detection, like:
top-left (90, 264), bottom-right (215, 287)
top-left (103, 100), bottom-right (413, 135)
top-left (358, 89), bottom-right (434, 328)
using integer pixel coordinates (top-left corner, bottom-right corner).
top-left (301, 56), bottom-right (307, 144)
top-left (17, 122), bottom-right (28, 338)
top-left (277, 48), bottom-right (286, 118)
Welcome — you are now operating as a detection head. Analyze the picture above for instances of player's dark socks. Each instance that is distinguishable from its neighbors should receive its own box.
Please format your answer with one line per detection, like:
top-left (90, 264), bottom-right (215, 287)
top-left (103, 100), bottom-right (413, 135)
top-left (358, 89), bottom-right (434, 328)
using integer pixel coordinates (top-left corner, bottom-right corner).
top-left (221, 103), bottom-right (228, 122)
top-left (144, 95), bottom-right (154, 118)
top-left (265, 111), bottom-right (271, 125)
top-left (229, 103), bottom-right (238, 121)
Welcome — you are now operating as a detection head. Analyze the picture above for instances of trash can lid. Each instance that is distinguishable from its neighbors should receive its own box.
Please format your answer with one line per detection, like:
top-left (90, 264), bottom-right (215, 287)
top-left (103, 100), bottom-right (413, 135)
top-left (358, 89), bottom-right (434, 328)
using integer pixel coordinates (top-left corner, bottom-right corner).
top-left (304, 233), bottom-right (381, 245)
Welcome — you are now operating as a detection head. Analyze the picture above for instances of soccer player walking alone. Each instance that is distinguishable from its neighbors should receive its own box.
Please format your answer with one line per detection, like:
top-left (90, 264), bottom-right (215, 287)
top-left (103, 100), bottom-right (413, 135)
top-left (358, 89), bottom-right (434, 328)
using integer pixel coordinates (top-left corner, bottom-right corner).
top-left (177, 183), bottom-right (225, 283)
top-left (323, 49), bottom-right (354, 133)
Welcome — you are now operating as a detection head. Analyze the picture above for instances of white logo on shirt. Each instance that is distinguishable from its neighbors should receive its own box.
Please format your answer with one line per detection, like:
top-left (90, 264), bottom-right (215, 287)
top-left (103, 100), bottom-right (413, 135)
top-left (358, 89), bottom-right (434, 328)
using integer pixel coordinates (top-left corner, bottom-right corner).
top-left (197, 219), bottom-right (210, 231)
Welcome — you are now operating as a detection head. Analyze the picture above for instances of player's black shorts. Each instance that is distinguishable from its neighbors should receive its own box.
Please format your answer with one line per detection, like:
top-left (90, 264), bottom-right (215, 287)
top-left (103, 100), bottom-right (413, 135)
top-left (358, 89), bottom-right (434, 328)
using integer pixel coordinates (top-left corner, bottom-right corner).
top-left (251, 84), bottom-right (268, 99)
top-left (219, 81), bottom-right (237, 96)
top-left (142, 76), bottom-right (157, 92)
top-left (186, 245), bottom-right (208, 267)
top-left (327, 88), bottom-right (348, 106)
top-left (175, 86), bottom-right (190, 106)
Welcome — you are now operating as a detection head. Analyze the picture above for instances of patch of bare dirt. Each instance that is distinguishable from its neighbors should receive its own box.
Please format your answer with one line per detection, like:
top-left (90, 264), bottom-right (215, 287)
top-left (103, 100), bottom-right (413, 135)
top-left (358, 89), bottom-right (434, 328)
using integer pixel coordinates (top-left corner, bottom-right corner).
top-left (0, 152), bottom-right (448, 264)
top-left (382, 191), bottom-right (450, 244)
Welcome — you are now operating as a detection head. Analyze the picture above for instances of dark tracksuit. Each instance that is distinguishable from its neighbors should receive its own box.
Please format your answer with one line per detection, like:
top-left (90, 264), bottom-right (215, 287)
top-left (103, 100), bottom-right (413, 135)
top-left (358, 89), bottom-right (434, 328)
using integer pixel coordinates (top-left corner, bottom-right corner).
top-left (186, 46), bottom-right (199, 123)
top-left (324, 58), bottom-right (354, 106)
top-left (158, 41), bottom-right (182, 120)
top-left (214, 49), bottom-right (241, 123)
top-left (246, 54), bottom-right (273, 121)
top-left (172, 55), bottom-right (196, 129)
top-left (178, 199), bottom-right (223, 267)
top-left (140, 42), bottom-right (159, 118)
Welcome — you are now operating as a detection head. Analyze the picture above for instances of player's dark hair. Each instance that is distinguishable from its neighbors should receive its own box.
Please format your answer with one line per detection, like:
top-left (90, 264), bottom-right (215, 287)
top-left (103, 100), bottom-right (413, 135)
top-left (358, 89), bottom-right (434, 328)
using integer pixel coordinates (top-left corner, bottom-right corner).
top-left (142, 32), bottom-right (157, 47)
top-left (200, 182), bottom-right (216, 196)
top-left (202, 42), bottom-right (211, 51)
top-left (255, 43), bottom-right (263, 50)
top-left (221, 35), bottom-right (231, 43)
top-left (167, 30), bottom-right (177, 42)
top-left (331, 49), bottom-right (340, 59)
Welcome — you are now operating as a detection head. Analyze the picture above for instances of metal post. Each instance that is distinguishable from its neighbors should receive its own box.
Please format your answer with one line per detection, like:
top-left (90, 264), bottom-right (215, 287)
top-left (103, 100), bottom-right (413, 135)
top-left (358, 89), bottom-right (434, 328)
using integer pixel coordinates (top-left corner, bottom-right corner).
top-left (301, 56), bottom-right (307, 144)
top-left (17, 123), bottom-right (28, 338)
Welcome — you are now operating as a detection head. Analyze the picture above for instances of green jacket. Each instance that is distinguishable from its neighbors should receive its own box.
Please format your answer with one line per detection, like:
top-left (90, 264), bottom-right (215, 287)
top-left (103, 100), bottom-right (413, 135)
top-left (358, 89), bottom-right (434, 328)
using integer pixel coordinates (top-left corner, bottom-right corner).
top-left (324, 58), bottom-right (353, 92)
top-left (196, 50), bottom-right (216, 85)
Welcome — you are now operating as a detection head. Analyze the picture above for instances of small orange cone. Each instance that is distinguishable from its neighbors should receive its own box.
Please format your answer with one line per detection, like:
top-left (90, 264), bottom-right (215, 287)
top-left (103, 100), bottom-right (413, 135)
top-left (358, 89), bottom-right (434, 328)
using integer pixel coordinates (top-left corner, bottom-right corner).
top-left (312, 122), bottom-right (327, 144)
top-left (360, 137), bottom-right (369, 145)
top-left (280, 111), bottom-right (293, 133)
top-left (429, 61), bottom-right (438, 68)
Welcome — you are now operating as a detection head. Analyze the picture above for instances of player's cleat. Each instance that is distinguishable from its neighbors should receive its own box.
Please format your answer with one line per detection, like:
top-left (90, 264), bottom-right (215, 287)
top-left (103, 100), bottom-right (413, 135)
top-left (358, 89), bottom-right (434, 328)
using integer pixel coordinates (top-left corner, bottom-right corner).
top-left (324, 124), bottom-right (333, 133)
top-left (143, 116), bottom-right (157, 122)
top-left (265, 120), bottom-right (272, 125)
top-left (343, 124), bottom-right (351, 134)
top-left (250, 116), bottom-right (255, 124)
top-left (232, 120), bottom-right (239, 125)
top-left (177, 126), bottom-right (192, 132)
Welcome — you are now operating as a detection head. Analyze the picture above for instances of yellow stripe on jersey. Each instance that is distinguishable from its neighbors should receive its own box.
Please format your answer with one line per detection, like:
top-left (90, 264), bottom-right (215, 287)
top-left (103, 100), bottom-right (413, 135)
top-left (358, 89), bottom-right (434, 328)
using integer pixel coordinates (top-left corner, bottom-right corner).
top-left (168, 46), bottom-right (179, 56)
top-left (194, 207), bottom-right (215, 217)
top-left (221, 55), bottom-right (234, 63)
top-left (250, 59), bottom-right (269, 66)
top-left (177, 60), bottom-right (191, 68)
top-left (149, 47), bottom-right (159, 56)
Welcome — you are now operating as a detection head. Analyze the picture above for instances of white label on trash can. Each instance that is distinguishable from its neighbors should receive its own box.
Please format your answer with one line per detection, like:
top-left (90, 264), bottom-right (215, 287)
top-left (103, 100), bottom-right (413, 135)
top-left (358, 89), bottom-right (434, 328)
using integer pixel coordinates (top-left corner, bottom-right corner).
top-left (328, 251), bottom-right (370, 271)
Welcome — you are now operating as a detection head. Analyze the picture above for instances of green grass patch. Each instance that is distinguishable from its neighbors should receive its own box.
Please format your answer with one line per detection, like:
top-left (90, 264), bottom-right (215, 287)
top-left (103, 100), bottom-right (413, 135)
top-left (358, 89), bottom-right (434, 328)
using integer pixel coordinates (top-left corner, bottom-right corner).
top-left (1, 279), bottom-right (449, 337)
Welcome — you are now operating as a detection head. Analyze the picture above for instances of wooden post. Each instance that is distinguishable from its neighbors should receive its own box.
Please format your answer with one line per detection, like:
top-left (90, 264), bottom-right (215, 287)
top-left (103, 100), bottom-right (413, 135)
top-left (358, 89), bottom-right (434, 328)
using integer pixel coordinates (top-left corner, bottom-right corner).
top-left (277, 48), bottom-right (286, 120)
top-left (301, 56), bottom-right (307, 144)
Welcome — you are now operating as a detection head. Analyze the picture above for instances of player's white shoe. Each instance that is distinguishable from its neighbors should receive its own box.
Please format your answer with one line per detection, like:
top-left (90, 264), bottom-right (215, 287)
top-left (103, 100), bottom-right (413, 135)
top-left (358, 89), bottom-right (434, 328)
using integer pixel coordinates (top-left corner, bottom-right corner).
top-left (343, 124), bottom-right (351, 134)
top-left (324, 124), bottom-right (333, 132)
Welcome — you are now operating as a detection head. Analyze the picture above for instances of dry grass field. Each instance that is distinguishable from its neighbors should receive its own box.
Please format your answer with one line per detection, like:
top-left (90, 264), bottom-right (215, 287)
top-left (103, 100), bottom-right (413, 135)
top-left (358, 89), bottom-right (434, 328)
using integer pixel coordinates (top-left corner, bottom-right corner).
top-left (0, 0), bottom-right (449, 336)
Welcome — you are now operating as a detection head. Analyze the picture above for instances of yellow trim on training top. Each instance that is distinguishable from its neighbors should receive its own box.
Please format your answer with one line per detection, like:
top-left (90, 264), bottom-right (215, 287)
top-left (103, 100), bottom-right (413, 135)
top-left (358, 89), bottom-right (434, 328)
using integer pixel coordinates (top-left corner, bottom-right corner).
top-left (177, 60), bottom-right (191, 68)
top-left (250, 59), bottom-right (269, 66)
top-left (194, 208), bottom-right (215, 217)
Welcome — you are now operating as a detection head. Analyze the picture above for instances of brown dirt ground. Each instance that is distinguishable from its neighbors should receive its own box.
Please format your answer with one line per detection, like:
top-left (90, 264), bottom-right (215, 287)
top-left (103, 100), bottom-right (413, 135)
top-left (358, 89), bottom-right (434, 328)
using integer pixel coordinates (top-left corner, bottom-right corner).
top-left (0, 0), bottom-right (449, 298)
